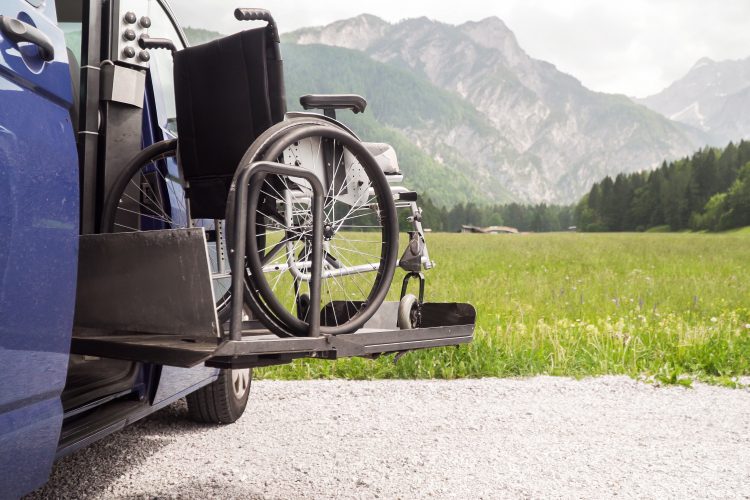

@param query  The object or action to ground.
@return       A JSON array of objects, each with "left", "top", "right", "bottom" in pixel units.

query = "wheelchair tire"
[
  {"left": 100, "top": 139, "right": 234, "bottom": 323},
  {"left": 226, "top": 119, "right": 399, "bottom": 337}
]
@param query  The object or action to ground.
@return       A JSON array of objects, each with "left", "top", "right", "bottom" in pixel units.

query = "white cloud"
[{"left": 169, "top": 0, "right": 750, "bottom": 97}]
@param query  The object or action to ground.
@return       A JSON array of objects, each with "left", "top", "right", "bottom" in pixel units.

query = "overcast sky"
[{"left": 170, "top": 0, "right": 750, "bottom": 98}]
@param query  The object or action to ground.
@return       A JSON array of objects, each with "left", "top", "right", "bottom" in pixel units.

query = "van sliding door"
[{"left": 0, "top": 0, "right": 79, "bottom": 496}]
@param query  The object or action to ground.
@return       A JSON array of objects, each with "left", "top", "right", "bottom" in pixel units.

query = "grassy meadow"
[{"left": 259, "top": 230, "right": 750, "bottom": 384}]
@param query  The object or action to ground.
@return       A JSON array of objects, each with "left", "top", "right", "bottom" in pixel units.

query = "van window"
[
  {"left": 56, "top": 0, "right": 83, "bottom": 61},
  {"left": 56, "top": 1, "right": 83, "bottom": 131},
  {"left": 59, "top": 23, "right": 82, "bottom": 62}
]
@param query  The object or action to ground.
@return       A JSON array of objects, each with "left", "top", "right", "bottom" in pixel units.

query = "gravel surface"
[{"left": 28, "top": 377, "right": 750, "bottom": 499}]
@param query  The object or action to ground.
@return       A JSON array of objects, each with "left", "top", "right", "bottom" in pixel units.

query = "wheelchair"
[{"left": 101, "top": 8, "right": 433, "bottom": 338}]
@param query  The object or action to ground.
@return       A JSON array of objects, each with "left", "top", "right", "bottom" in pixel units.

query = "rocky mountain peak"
[
  {"left": 288, "top": 13, "right": 391, "bottom": 51},
  {"left": 458, "top": 16, "right": 526, "bottom": 68},
  {"left": 460, "top": 16, "right": 514, "bottom": 40},
  {"left": 690, "top": 56, "right": 715, "bottom": 71},
  {"left": 353, "top": 13, "right": 388, "bottom": 24},
  {"left": 639, "top": 56, "right": 750, "bottom": 144}
]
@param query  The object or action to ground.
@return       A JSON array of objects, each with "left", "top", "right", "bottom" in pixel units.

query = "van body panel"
[{"left": 0, "top": 0, "right": 79, "bottom": 496}]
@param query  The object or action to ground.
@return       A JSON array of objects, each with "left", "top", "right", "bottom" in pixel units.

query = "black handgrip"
[
  {"left": 234, "top": 8, "right": 279, "bottom": 42},
  {"left": 300, "top": 94, "right": 368, "bottom": 114},
  {"left": 0, "top": 15, "right": 54, "bottom": 61},
  {"left": 138, "top": 35, "right": 177, "bottom": 53}
]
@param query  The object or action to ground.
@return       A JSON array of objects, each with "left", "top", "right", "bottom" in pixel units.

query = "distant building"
[{"left": 461, "top": 225, "right": 519, "bottom": 234}]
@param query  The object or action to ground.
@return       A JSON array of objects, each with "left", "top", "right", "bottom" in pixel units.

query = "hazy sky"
[{"left": 170, "top": 0, "right": 750, "bottom": 98}]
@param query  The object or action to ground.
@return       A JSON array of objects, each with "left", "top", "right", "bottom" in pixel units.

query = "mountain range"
[
  {"left": 184, "top": 15, "right": 748, "bottom": 206},
  {"left": 638, "top": 56, "right": 750, "bottom": 146}
]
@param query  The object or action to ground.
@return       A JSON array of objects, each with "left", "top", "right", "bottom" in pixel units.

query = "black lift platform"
[{"left": 71, "top": 230, "right": 475, "bottom": 369}]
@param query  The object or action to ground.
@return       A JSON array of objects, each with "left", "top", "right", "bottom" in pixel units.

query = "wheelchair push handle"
[
  {"left": 234, "top": 8, "right": 280, "bottom": 42},
  {"left": 138, "top": 34, "right": 177, "bottom": 53}
]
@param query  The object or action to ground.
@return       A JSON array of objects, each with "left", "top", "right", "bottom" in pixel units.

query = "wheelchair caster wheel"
[{"left": 398, "top": 293, "right": 421, "bottom": 329}]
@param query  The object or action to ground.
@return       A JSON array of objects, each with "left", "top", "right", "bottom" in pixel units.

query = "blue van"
[{"left": 0, "top": 1, "right": 475, "bottom": 497}]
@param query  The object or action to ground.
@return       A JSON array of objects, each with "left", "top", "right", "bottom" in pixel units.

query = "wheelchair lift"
[
  {"left": 71, "top": 224, "right": 475, "bottom": 369},
  {"left": 69, "top": 4, "right": 475, "bottom": 369}
]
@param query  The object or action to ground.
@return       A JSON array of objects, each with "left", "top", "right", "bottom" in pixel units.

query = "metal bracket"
[
  {"left": 399, "top": 231, "right": 425, "bottom": 272},
  {"left": 229, "top": 160, "right": 325, "bottom": 341},
  {"left": 400, "top": 272, "right": 425, "bottom": 303},
  {"left": 100, "top": 64, "right": 146, "bottom": 108},
  {"left": 400, "top": 272, "right": 425, "bottom": 329}
]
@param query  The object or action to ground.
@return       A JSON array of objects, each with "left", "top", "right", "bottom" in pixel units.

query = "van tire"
[{"left": 186, "top": 369, "right": 252, "bottom": 424}]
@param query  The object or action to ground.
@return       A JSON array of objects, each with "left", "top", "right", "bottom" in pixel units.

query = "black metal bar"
[
  {"left": 79, "top": 0, "right": 102, "bottom": 234},
  {"left": 214, "top": 335, "right": 328, "bottom": 356},
  {"left": 360, "top": 335, "right": 472, "bottom": 355},
  {"left": 336, "top": 323, "right": 474, "bottom": 348},
  {"left": 229, "top": 166, "right": 250, "bottom": 341},
  {"left": 229, "top": 161, "right": 326, "bottom": 340}
]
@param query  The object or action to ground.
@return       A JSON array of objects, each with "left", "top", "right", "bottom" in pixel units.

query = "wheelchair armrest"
[{"left": 299, "top": 94, "right": 367, "bottom": 114}]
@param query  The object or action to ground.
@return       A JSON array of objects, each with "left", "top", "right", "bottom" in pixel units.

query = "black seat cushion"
[{"left": 173, "top": 28, "right": 285, "bottom": 219}]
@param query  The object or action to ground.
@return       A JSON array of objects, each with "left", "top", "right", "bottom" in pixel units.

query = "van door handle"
[{"left": 0, "top": 15, "right": 55, "bottom": 61}]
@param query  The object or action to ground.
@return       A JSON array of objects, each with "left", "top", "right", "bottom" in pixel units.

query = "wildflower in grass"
[
  {"left": 745, "top": 324, "right": 750, "bottom": 329},
  {"left": 710, "top": 317, "right": 718, "bottom": 323}
]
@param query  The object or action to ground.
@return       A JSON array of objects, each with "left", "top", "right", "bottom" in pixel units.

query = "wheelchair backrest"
[{"left": 173, "top": 27, "right": 286, "bottom": 219}]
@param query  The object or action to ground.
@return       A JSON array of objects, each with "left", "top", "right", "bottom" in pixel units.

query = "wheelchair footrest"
[{"left": 70, "top": 302, "right": 476, "bottom": 369}]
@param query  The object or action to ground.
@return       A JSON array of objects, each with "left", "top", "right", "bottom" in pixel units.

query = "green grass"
[{"left": 258, "top": 232, "right": 750, "bottom": 383}]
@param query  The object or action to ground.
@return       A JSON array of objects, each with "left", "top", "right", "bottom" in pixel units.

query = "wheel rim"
[
  {"left": 246, "top": 125, "right": 399, "bottom": 336},
  {"left": 231, "top": 368, "right": 250, "bottom": 397},
  {"left": 105, "top": 145, "right": 232, "bottom": 318}
]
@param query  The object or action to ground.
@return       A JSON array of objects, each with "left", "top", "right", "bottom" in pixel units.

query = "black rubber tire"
[
  {"left": 398, "top": 294, "right": 419, "bottom": 329},
  {"left": 186, "top": 368, "right": 252, "bottom": 424}
]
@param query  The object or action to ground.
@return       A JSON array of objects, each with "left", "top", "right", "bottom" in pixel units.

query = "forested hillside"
[
  {"left": 575, "top": 141, "right": 750, "bottom": 232},
  {"left": 426, "top": 140, "right": 750, "bottom": 233}
]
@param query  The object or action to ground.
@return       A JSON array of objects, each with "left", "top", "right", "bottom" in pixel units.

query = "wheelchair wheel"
[
  {"left": 232, "top": 122, "right": 399, "bottom": 336},
  {"left": 100, "top": 139, "right": 233, "bottom": 322},
  {"left": 226, "top": 116, "right": 357, "bottom": 336}
]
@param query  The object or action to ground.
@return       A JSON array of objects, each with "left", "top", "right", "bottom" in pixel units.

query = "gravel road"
[{"left": 28, "top": 377, "right": 750, "bottom": 499}]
